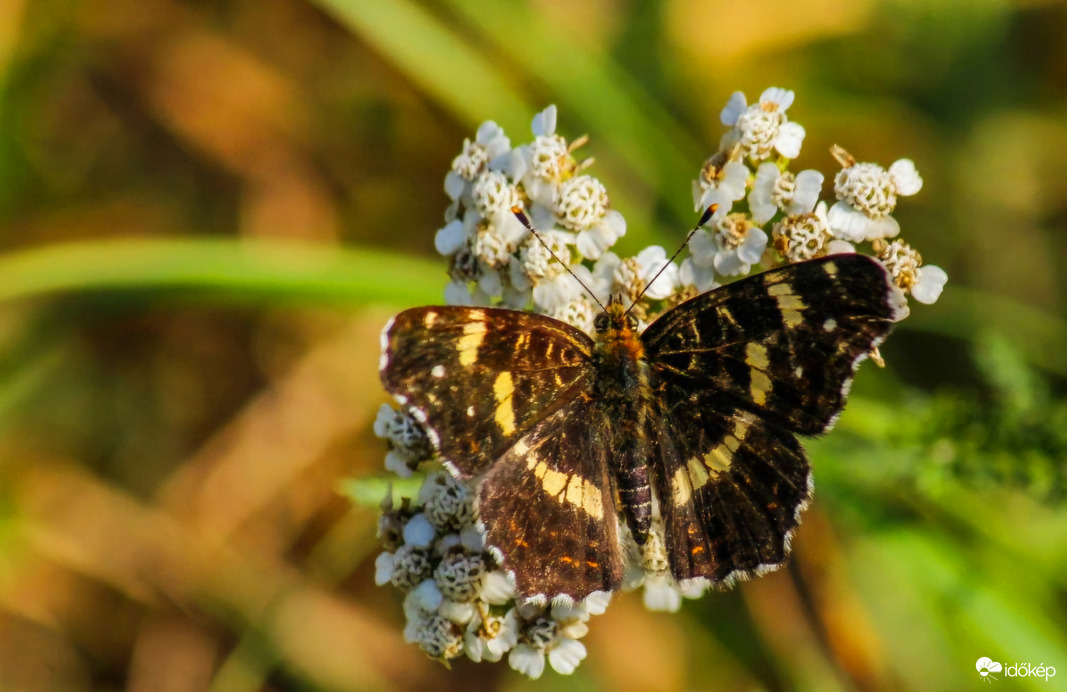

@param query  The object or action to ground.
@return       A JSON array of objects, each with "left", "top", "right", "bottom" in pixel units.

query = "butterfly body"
[
  {"left": 590, "top": 301, "right": 655, "bottom": 548},
  {"left": 380, "top": 255, "right": 899, "bottom": 603}
]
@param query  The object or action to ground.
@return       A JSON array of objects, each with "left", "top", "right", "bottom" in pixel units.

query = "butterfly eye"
[
  {"left": 625, "top": 314, "right": 638, "bottom": 330},
  {"left": 593, "top": 313, "right": 610, "bottom": 332}
]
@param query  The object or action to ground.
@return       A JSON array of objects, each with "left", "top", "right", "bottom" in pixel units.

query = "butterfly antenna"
[
  {"left": 511, "top": 206, "right": 606, "bottom": 312},
  {"left": 626, "top": 203, "right": 718, "bottom": 314}
]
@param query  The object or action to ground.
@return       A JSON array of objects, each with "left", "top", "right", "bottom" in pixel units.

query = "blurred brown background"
[{"left": 0, "top": 0, "right": 1066, "bottom": 690}]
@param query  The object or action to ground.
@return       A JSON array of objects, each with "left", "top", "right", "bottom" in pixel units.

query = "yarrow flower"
[
  {"left": 719, "top": 87, "right": 806, "bottom": 162},
  {"left": 370, "top": 92, "right": 946, "bottom": 678},
  {"left": 827, "top": 145, "right": 923, "bottom": 243}
]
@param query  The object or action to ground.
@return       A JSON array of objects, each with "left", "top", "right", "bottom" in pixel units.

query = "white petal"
[
  {"left": 692, "top": 179, "right": 704, "bottom": 210},
  {"left": 374, "top": 552, "right": 395, "bottom": 585},
  {"left": 679, "top": 257, "right": 717, "bottom": 292},
  {"left": 759, "top": 86, "right": 795, "bottom": 112},
  {"left": 865, "top": 214, "right": 901, "bottom": 240},
  {"left": 495, "top": 211, "right": 528, "bottom": 246},
  {"left": 888, "top": 284, "right": 910, "bottom": 321},
  {"left": 384, "top": 450, "right": 413, "bottom": 478},
  {"left": 484, "top": 135, "right": 511, "bottom": 162},
  {"left": 774, "top": 121, "right": 806, "bottom": 159},
  {"left": 641, "top": 263, "right": 677, "bottom": 300},
  {"left": 720, "top": 90, "right": 747, "bottom": 126},
  {"left": 825, "top": 239, "right": 855, "bottom": 255},
  {"left": 548, "top": 638, "right": 587, "bottom": 675},
  {"left": 533, "top": 274, "right": 582, "bottom": 311},
  {"left": 582, "top": 590, "right": 612, "bottom": 615},
  {"left": 403, "top": 617, "right": 422, "bottom": 644},
  {"left": 827, "top": 202, "right": 873, "bottom": 243},
  {"left": 373, "top": 403, "right": 396, "bottom": 438},
  {"left": 524, "top": 176, "right": 557, "bottom": 208},
  {"left": 698, "top": 188, "right": 736, "bottom": 218},
  {"left": 481, "top": 570, "right": 516, "bottom": 604},
  {"left": 737, "top": 229, "right": 768, "bottom": 264},
  {"left": 688, "top": 229, "right": 718, "bottom": 266},
  {"left": 444, "top": 171, "right": 466, "bottom": 201},
  {"left": 532, "top": 105, "right": 557, "bottom": 137},
  {"left": 636, "top": 246, "right": 677, "bottom": 300},
  {"left": 749, "top": 162, "right": 780, "bottom": 224},
  {"left": 478, "top": 270, "right": 503, "bottom": 298},
  {"left": 459, "top": 525, "right": 485, "bottom": 551},
  {"left": 635, "top": 244, "right": 668, "bottom": 268},
  {"left": 439, "top": 600, "right": 476, "bottom": 624},
  {"left": 600, "top": 209, "right": 627, "bottom": 242},
  {"left": 433, "top": 217, "right": 467, "bottom": 254},
  {"left": 889, "top": 158, "right": 923, "bottom": 196},
  {"left": 444, "top": 279, "right": 474, "bottom": 306},
  {"left": 788, "top": 169, "right": 824, "bottom": 215},
  {"left": 509, "top": 644, "right": 546, "bottom": 679},
  {"left": 713, "top": 249, "right": 747, "bottom": 276},
  {"left": 409, "top": 579, "right": 444, "bottom": 612},
  {"left": 500, "top": 147, "right": 528, "bottom": 180},
  {"left": 720, "top": 161, "right": 750, "bottom": 201},
  {"left": 403, "top": 514, "right": 436, "bottom": 548},
  {"left": 642, "top": 579, "right": 683, "bottom": 612},
  {"left": 464, "top": 632, "right": 487, "bottom": 662},
  {"left": 433, "top": 533, "right": 461, "bottom": 554},
  {"left": 476, "top": 120, "right": 503, "bottom": 145},
  {"left": 676, "top": 577, "right": 709, "bottom": 598},
  {"left": 912, "top": 265, "right": 947, "bottom": 304},
  {"left": 591, "top": 251, "right": 621, "bottom": 283},
  {"left": 576, "top": 228, "right": 611, "bottom": 260}
]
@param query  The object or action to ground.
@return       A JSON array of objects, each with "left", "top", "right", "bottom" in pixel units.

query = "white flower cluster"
[
  {"left": 374, "top": 90, "right": 947, "bottom": 677},
  {"left": 370, "top": 456, "right": 610, "bottom": 677},
  {"left": 434, "top": 106, "right": 687, "bottom": 331}
]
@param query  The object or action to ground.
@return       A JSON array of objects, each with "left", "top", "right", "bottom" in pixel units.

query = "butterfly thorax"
[{"left": 590, "top": 301, "right": 654, "bottom": 545}]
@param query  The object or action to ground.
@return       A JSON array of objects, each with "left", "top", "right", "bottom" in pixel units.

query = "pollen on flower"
[
  {"left": 878, "top": 239, "right": 922, "bottom": 291},
  {"left": 555, "top": 175, "right": 609, "bottom": 231},
  {"left": 434, "top": 549, "right": 487, "bottom": 602},
  {"left": 422, "top": 473, "right": 474, "bottom": 531},
  {"left": 389, "top": 545, "right": 433, "bottom": 591},
  {"left": 773, "top": 202, "right": 834, "bottom": 263},
  {"left": 471, "top": 170, "right": 521, "bottom": 219}
]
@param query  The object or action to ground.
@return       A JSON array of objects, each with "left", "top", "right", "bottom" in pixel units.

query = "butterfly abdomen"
[{"left": 592, "top": 305, "right": 655, "bottom": 546}]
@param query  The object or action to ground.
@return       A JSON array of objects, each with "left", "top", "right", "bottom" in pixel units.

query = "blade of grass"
[{"left": 0, "top": 238, "right": 443, "bottom": 307}]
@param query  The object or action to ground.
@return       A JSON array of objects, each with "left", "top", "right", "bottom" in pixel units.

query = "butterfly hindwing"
[
  {"left": 651, "top": 399, "right": 811, "bottom": 585},
  {"left": 477, "top": 396, "right": 624, "bottom": 601},
  {"left": 642, "top": 254, "right": 899, "bottom": 434},
  {"left": 380, "top": 306, "right": 594, "bottom": 478}
]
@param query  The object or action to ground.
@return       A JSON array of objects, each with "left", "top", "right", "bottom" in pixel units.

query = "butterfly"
[{"left": 379, "top": 253, "right": 898, "bottom": 603}]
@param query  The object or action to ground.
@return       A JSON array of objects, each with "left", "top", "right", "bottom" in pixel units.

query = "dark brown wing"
[
  {"left": 642, "top": 255, "right": 898, "bottom": 585},
  {"left": 650, "top": 401, "right": 811, "bottom": 586},
  {"left": 380, "top": 306, "right": 593, "bottom": 478},
  {"left": 642, "top": 254, "right": 900, "bottom": 435},
  {"left": 381, "top": 306, "right": 622, "bottom": 600},
  {"left": 477, "top": 395, "right": 624, "bottom": 602}
]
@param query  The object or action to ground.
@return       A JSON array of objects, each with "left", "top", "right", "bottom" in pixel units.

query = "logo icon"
[{"left": 977, "top": 657, "right": 1003, "bottom": 683}]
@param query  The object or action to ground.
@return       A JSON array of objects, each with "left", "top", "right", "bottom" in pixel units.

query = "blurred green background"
[{"left": 0, "top": 0, "right": 1065, "bottom": 690}]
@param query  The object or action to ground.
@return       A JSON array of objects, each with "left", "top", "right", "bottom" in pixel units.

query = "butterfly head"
[{"left": 593, "top": 299, "right": 639, "bottom": 337}]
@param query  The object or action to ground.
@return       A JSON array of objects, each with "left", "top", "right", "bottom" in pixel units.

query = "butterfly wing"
[
  {"left": 381, "top": 306, "right": 623, "bottom": 599},
  {"left": 477, "top": 394, "right": 624, "bottom": 601},
  {"left": 642, "top": 255, "right": 899, "bottom": 584},
  {"left": 380, "top": 306, "right": 593, "bottom": 479}
]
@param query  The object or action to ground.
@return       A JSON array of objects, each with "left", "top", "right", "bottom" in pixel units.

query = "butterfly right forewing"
[{"left": 642, "top": 255, "right": 898, "bottom": 586}]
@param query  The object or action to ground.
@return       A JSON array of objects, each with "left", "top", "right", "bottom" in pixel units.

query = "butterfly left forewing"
[{"left": 380, "top": 306, "right": 593, "bottom": 479}]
